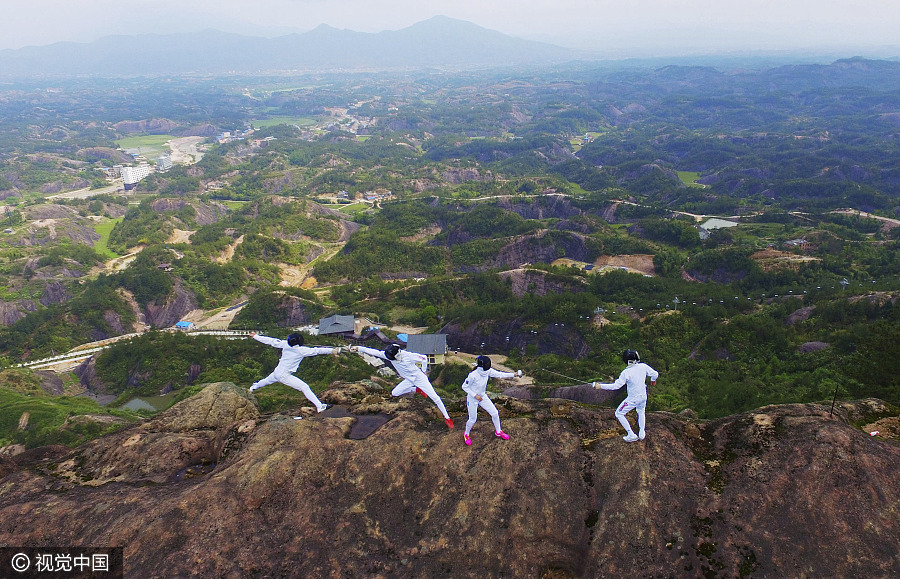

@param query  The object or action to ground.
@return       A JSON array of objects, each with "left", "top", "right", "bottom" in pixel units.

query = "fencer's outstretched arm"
[
  {"left": 251, "top": 333, "right": 287, "bottom": 348},
  {"left": 355, "top": 345, "right": 388, "bottom": 360},
  {"left": 249, "top": 332, "right": 336, "bottom": 355},
  {"left": 593, "top": 377, "right": 626, "bottom": 390},
  {"left": 307, "top": 346, "right": 340, "bottom": 356}
]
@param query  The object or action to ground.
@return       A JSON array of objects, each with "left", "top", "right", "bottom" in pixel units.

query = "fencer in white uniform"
[
  {"left": 460, "top": 355, "right": 518, "bottom": 445},
  {"left": 594, "top": 349, "right": 659, "bottom": 442},
  {"left": 353, "top": 344, "right": 454, "bottom": 429},
  {"left": 249, "top": 332, "right": 335, "bottom": 413}
]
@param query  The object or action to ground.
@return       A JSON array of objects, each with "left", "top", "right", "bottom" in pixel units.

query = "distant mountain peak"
[
  {"left": 307, "top": 23, "right": 342, "bottom": 34},
  {"left": 0, "top": 18, "right": 580, "bottom": 78}
]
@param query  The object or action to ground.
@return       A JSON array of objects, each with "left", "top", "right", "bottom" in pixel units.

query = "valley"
[
  {"left": 0, "top": 56, "right": 899, "bottom": 454},
  {"left": 0, "top": 29, "right": 900, "bottom": 579}
]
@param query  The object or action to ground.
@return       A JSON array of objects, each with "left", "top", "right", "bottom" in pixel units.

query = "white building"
[
  {"left": 121, "top": 163, "right": 152, "bottom": 190},
  {"left": 156, "top": 155, "right": 173, "bottom": 172}
]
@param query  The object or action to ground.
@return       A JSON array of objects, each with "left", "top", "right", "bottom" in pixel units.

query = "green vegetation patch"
[
  {"left": 338, "top": 203, "right": 369, "bottom": 213},
  {"left": 91, "top": 217, "right": 122, "bottom": 259},
  {"left": 0, "top": 371, "right": 136, "bottom": 448},
  {"left": 251, "top": 116, "right": 317, "bottom": 129},
  {"left": 677, "top": 171, "right": 705, "bottom": 187},
  {"left": 115, "top": 135, "right": 175, "bottom": 157}
]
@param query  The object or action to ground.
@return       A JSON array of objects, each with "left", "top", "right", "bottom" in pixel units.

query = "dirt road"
[{"left": 47, "top": 179, "right": 126, "bottom": 200}]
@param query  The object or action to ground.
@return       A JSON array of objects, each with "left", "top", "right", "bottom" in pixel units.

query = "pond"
[{"left": 119, "top": 392, "right": 178, "bottom": 412}]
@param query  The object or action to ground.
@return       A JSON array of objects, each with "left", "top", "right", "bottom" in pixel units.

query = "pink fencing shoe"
[
  {"left": 445, "top": 417, "right": 455, "bottom": 430},
  {"left": 495, "top": 431, "right": 510, "bottom": 440},
  {"left": 464, "top": 434, "right": 472, "bottom": 446}
]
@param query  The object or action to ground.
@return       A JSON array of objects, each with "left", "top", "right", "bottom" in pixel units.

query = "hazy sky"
[{"left": 3, "top": 0, "right": 899, "bottom": 56}]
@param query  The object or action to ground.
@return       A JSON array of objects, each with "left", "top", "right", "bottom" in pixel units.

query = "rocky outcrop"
[
  {"left": 39, "top": 281, "right": 71, "bottom": 306},
  {"left": 548, "top": 383, "right": 618, "bottom": 405},
  {"left": 0, "top": 299, "right": 36, "bottom": 326},
  {"left": 39, "top": 178, "right": 90, "bottom": 194},
  {"left": 180, "top": 123, "right": 218, "bottom": 138},
  {"left": 34, "top": 370, "right": 64, "bottom": 395},
  {"left": 16, "top": 208, "right": 101, "bottom": 249},
  {"left": 74, "top": 355, "right": 108, "bottom": 393},
  {"left": 101, "top": 201, "right": 128, "bottom": 219},
  {"left": 488, "top": 230, "right": 592, "bottom": 271},
  {"left": 507, "top": 384, "right": 621, "bottom": 406},
  {"left": 149, "top": 199, "right": 227, "bottom": 226},
  {"left": 498, "top": 268, "right": 587, "bottom": 297},
  {"left": 275, "top": 295, "right": 314, "bottom": 327},
  {"left": 76, "top": 147, "right": 133, "bottom": 164},
  {"left": 441, "top": 317, "right": 592, "bottom": 359},
  {"left": 440, "top": 168, "right": 489, "bottom": 184},
  {"left": 798, "top": 341, "right": 830, "bottom": 353},
  {"left": 100, "top": 310, "right": 130, "bottom": 337},
  {"left": 0, "top": 384, "right": 897, "bottom": 578},
  {"left": 0, "top": 445, "right": 69, "bottom": 480},
  {"left": 192, "top": 201, "right": 228, "bottom": 226},
  {"left": 554, "top": 219, "right": 595, "bottom": 234},
  {"left": 22, "top": 204, "right": 80, "bottom": 220},
  {"left": 114, "top": 119, "right": 180, "bottom": 135},
  {"left": 0, "top": 189, "right": 22, "bottom": 202},
  {"left": 498, "top": 196, "right": 583, "bottom": 221},
  {"left": 786, "top": 305, "right": 815, "bottom": 325},
  {"left": 144, "top": 279, "right": 198, "bottom": 329}
]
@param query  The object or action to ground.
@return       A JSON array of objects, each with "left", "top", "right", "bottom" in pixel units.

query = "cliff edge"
[{"left": 0, "top": 382, "right": 898, "bottom": 578}]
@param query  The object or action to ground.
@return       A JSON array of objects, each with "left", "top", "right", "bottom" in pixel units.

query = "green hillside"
[{"left": 2, "top": 60, "right": 900, "bottom": 446}]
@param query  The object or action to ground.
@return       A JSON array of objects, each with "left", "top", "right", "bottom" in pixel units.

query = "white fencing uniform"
[
  {"left": 596, "top": 361, "right": 659, "bottom": 439},
  {"left": 461, "top": 367, "right": 513, "bottom": 435},
  {"left": 357, "top": 346, "right": 450, "bottom": 420},
  {"left": 250, "top": 334, "right": 336, "bottom": 412}
]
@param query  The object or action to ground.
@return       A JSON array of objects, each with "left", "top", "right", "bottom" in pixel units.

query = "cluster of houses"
[
  {"left": 315, "top": 314, "right": 448, "bottom": 364},
  {"left": 216, "top": 128, "right": 257, "bottom": 144},
  {"left": 101, "top": 154, "right": 173, "bottom": 190},
  {"left": 328, "top": 190, "right": 393, "bottom": 203},
  {"left": 173, "top": 314, "right": 449, "bottom": 365}
]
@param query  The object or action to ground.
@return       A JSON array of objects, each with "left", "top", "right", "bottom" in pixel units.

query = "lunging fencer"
[
  {"left": 248, "top": 331, "right": 336, "bottom": 416},
  {"left": 593, "top": 349, "right": 659, "bottom": 442},
  {"left": 351, "top": 343, "right": 455, "bottom": 429},
  {"left": 460, "top": 355, "right": 521, "bottom": 446}
]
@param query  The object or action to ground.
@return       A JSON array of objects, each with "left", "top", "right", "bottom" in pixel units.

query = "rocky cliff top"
[{"left": 0, "top": 382, "right": 898, "bottom": 578}]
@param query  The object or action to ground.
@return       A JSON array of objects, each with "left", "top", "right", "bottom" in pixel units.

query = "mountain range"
[{"left": 0, "top": 16, "right": 584, "bottom": 78}]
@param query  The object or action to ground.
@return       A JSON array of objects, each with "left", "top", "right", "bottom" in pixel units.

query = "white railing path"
[{"left": 15, "top": 329, "right": 255, "bottom": 370}]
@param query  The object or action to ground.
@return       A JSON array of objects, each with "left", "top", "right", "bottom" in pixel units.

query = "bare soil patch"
[
  {"left": 168, "top": 229, "right": 194, "bottom": 244},
  {"left": 279, "top": 265, "right": 305, "bottom": 287},
  {"left": 216, "top": 234, "right": 244, "bottom": 264},
  {"left": 751, "top": 249, "right": 821, "bottom": 272},
  {"left": 595, "top": 254, "right": 656, "bottom": 275},
  {"left": 166, "top": 136, "right": 206, "bottom": 165},
  {"left": 400, "top": 226, "right": 442, "bottom": 243}
]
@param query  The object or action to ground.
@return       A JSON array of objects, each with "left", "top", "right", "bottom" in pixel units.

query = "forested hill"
[
  {"left": 2, "top": 55, "right": 900, "bottom": 577},
  {"left": 2, "top": 57, "right": 900, "bottom": 439}
]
